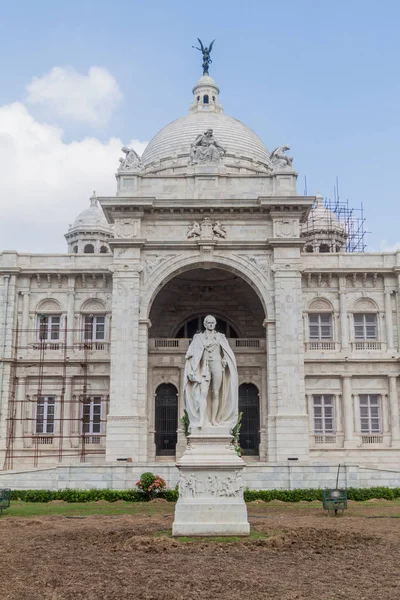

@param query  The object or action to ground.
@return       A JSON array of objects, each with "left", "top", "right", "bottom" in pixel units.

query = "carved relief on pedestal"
[
  {"left": 186, "top": 217, "right": 227, "bottom": 240},
  {"left": 114, "top": 219, "right": 140, "bottom": 239},
  {"left": 178, "top": 470, "right": 244, "bottom": 498}
]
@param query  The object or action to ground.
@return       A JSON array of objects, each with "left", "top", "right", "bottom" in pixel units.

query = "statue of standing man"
[{"left": 184, "top": 315, "right": 238, "bottom": 430}]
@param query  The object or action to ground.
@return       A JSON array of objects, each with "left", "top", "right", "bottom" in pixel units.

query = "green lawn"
[{"left": 1, "top": 500, "right": 175, "bottom": 518}]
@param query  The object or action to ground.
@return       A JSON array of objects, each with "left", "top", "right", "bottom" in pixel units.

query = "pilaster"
[
  {"left": 343, "top": 376, "right": 355, "bottom": 448},
  {"left": 389, "top": 376, "right": 400, "bottom": 447}
]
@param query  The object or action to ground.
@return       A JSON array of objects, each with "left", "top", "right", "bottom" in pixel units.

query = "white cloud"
[
  {"left": 380, "top": 240, "right": 400, "bottom": 252},
  {"left": 25, "top": 66, "right": 123, "bottom": 125},
  {"left": 0, "top": 101, "right": 147, "bottom": 252}
]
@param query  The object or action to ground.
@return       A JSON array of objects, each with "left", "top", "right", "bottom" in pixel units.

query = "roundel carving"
[
  {"left": 80, "top": 298, "right": 106, "bottom": 312},
  {"left": 353, "top": 298, "right": 378, "bottom": 312}
]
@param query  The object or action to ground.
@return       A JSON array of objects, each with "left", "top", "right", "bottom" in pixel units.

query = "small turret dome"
[
  {"left": 302, "top": 194, "right": 347, "bottom": 253},
  {"left": 65, "top": 192, "right": 113, "bottom": 254}
]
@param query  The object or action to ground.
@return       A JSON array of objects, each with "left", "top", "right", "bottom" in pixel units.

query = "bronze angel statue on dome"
[{"left": 193, "top": 38, "right": 215, "bottom": 75}]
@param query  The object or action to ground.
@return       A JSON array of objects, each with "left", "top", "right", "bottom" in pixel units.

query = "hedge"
[{"left": 7, "top": 486, "right": 400, "bottom": 503}]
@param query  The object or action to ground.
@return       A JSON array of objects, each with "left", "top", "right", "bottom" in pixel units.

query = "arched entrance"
[
  {"left": 239, "top": 383, "right": 260, "bottom": 456},
  {"left": 147, "top": 266, "right": 267, "bottom": 460},
  {"left": 154, "top": 383, "right": 178, "bottom": 456}
]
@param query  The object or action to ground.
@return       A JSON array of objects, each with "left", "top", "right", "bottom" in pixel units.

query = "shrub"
[{"left": 136, "top": 472, "right": 166, "bottom": 499}]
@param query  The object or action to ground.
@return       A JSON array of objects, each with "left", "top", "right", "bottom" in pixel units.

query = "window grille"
[
  {"left": 37, "top": 315, "right": 61, "bottom": 341},
  {"left": 238, "top": 384, "right": 260, "bottom": 456},
  {"left": 83, "top": 315, "right": 106, "bottom": 341},
  {"left": 313, "top": 395, "right": 335, "bottom": 434},
  {"left": 82, "top": 397, "right": 102, "bottom": 434},
  {"left": 309, "top": 314, "right": 332, "bottom": 340},
  {"left": 35, "top": 396, "right": 55, "bottom": 434},
  {"left": 155, "top": 384, "right": 178, "bottom": 456},
  {"left": 359, "top": 394, "right": 381, "bottom": 434},
  {"left": 354, "top": 313, "right": 377, "bottom": 340}
]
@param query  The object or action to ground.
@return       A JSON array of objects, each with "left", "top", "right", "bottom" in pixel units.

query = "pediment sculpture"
[
  {"left": 189, "top": 129, "right": 226, "bottom": 165},
  {"left": 118, "top": 145, "right": 142, "bottom": 172},
  {"left": 187, "top": 217, "right": 227, "bottom": 240},
  {"left": 270, "top": 145, "right": 293, "bottom": 169}
]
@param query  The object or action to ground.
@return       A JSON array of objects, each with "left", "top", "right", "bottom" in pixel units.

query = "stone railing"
[
  {"left": 351, "top": 341, "right": 382, "bottom": 351},
  {"left": 361, "top": 434, "right": 383, "bottom": 444},
  {"left": 150, "top": 338, "right": 266, "bottom": 352},
  {"left": 305, "top": 341, "right": 339, "bottom": 352},
  {"left": 313, "top": 434, "right": 336, "bottom": 445}
]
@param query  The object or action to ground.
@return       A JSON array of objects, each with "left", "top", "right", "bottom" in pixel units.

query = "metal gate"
[
  {"left": 155, "top": 383, "right": 178, "bottom": 456},
  {"left": 239, "top": 383, "right": 260, "bottom": 456}
]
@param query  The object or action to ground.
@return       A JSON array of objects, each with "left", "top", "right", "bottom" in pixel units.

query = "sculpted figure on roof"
[
  {"left": 270, "top": 145, "right": 293, "bottom": 169},
  {"left": 189, "top": 129, "right": 226, "bottom": 165},
  {"left": 118, "top": 146, "right": 142, "bottom": 172}
]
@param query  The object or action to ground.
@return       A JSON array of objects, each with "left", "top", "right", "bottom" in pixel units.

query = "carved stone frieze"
[
  {"left": 178, "top": 470, "right": 244, "bottom": 498},
  {"left": 144, "top": 254, "right": 177, "bottom": 276}
]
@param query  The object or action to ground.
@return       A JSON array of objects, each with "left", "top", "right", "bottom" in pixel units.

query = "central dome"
[
  {"left": 140, "top": 74, "right": 271, "bottom": 173},
  {"left": 141, "top": 111, "right": 271, "bottom": 168}
]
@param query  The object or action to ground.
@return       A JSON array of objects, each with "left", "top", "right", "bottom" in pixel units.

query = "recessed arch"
[
  {"left": 149, "top": 267, "right": 266, "bottom": 338},
  {"left": 141, "top": 254, "right": 273, "bottom": 322}
]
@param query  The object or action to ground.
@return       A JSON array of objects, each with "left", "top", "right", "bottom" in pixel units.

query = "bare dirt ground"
[{"left": 1, "top": 500, "right": 400, "bottom": 600}]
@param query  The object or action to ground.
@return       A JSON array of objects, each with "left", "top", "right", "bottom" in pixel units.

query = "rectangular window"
[
  {"left": 313, "top": 395, "right": 335, "bottom": 433},
  {"left": 35, "top": 396, "right": 55, "bottom": 434},
  {"left": 83, "top": 315, "right": 106, "bottom": 341},
  {"left": 82, "top": 397, "right": 102, "bottom": 434},
  {"left": 354, "top": 313, "right": 377, "bottom": 340},
  {"left": 37, "top": 315, "right": 60, "bottom": 341},
  {"left": 309, "top": 314, "right": 332, "bottom": 340},
  {"left": 359, "top": 394, "right": 381, "bottom": 433}
]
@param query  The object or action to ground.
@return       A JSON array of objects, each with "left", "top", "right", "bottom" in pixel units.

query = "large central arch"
[{"left": 140, "top": 253, "right": 274, "bottom": 322}]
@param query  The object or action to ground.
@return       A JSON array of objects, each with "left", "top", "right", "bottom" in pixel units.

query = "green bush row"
[
  {"left": 9, "top": 488, "right": 179, "bottom": 503},
  {"left": 8, "top": 486, "right": 400, "bottom": 503}
]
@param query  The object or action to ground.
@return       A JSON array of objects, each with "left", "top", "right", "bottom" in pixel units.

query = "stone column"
[
  {"left": 106, "top": 264, "right": 144, "bottom": 462},
  {"left": 258, "top": 365, "right": 268, "bottom": 460},
  {"left": 176, "top": 366, "right": 188, "bottom": 459},
  {"left": 66, "top": 277, "right": 75, "bottom": 348},
  {"left": 306, "top": 394, "right": 314, "bottom": 440},
  {"left": 339, "top": 277, "right": 349, "bottom": 350},
  {"left": 389, "top": 376, "right": 400, "bottom": 446},
  {"left": 21, "top": 291, "right": 30, "bottom": 348},
  {"left": 384, "top": 288, "right": 394, "bottom": 351},
  {"left": 342, "top": 376, "right": 355, "bottom": 447},
  {"left": 272, "top": 262, "right": 309, "bottom": 461},
  {"left": 265, "top": 320, "right": 278, "bottom": 462},
  {"left": 396, "top": 274, "right": 400, "bottom": 352},
  {"left": 335, "top": 393, "right": 344, "bottom": 447}
]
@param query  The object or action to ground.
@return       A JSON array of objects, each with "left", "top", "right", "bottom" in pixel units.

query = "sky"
[{"left": 0, "top": 0, "right": 399, "bottom": 253}]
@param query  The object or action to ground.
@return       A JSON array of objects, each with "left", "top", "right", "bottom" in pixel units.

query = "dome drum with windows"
[{"left": 65, "top": 192, "right": 113, "bottom": 254}]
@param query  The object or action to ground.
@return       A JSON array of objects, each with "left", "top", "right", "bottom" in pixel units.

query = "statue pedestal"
[{"left": 172, "top": 426, "right": 250, "bottom": 537}]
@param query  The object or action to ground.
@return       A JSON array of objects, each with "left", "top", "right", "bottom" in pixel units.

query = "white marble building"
[{"left": 1, "top": 72, "right": 400, "bottom": 490}]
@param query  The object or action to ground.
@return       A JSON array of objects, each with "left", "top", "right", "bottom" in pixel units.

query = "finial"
[
  {"left": 90, "top": 191, "right": 97, "bottom": 206},
  {"left": 192, "top": 38, "right": 215, "bottom": 75}
]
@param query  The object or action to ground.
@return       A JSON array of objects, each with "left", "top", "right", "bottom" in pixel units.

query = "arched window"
[
  {"left": 176, "top": 316, "right": 238, "bottom": 338},
  {"left": 319, "top": 244, "right": 330, "bottom": 253},
  {"left": 100, "top": 245, "right": 108, "bottom": 253},
  {"left": 305, "top": 245, "right": 313, "bottom": 253},
  {"left": 155, "top": 384, "right": 178, "bottom": 456},
  {"left": 238, "top": 383, "right": 260, "bottom": 456},
  {"left": 73, "top": 246, "right": 78, "bottom": 254},
  {"left": 84, "top": 244, "right": 95, "bottom": 254},
  {"left": 203, "top": 94, "right": 209, "bottom": 104}
]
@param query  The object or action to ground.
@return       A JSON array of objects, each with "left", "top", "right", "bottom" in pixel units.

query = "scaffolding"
[
  {"left": 303, "top": 177, "right": 369, "bottom": 253},
  {"left": 3, "top": 317, "right": 110, "bottom": 471}
]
